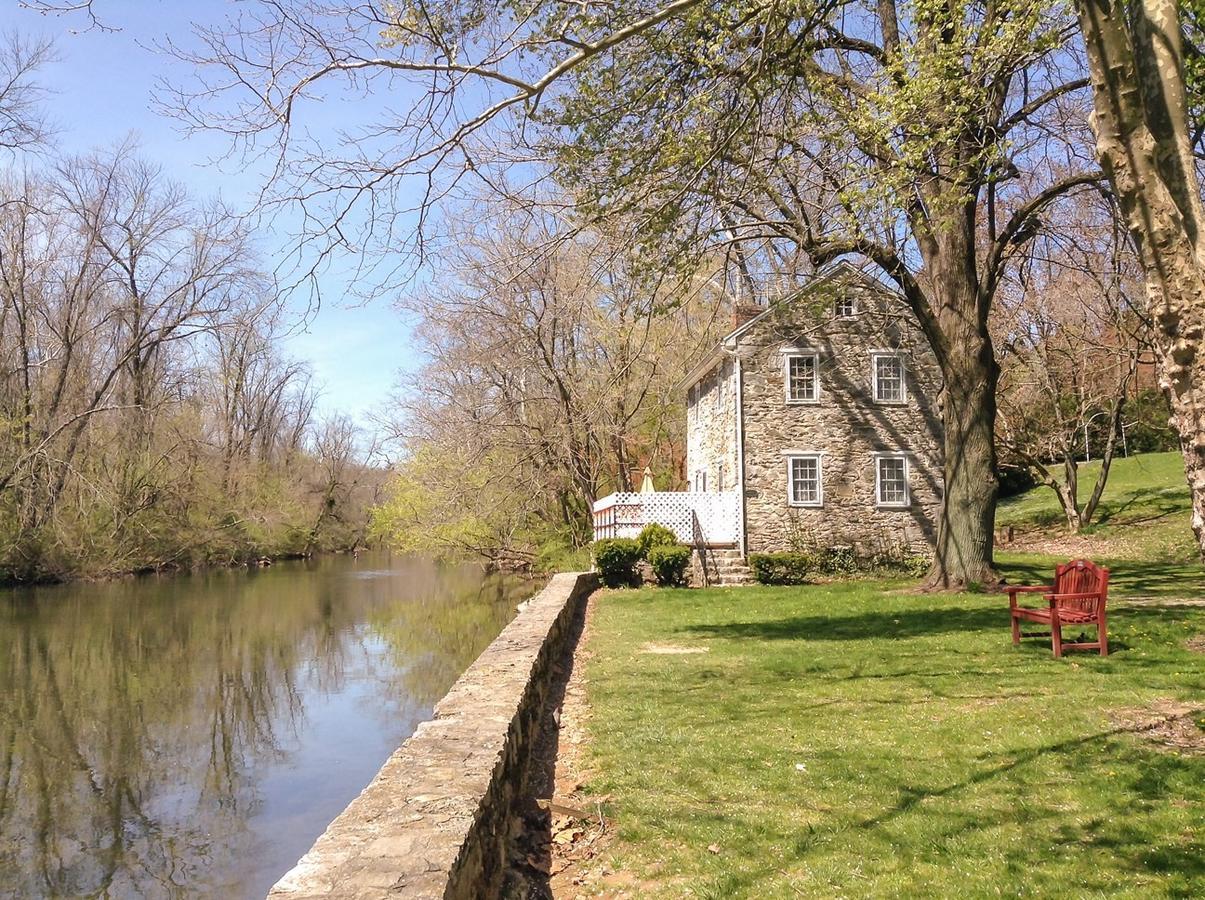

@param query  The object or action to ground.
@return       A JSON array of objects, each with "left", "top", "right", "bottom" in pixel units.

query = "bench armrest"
[{"left": 1005, "top": 585, "right": 1052, "bottom": 608}]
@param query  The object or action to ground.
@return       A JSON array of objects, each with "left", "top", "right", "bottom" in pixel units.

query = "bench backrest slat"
[{"left": 1053, "top": 558, "right": 1109, "bottom": 614}]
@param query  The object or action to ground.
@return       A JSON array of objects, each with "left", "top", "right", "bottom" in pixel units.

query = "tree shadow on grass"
[
  {"left": 998, "top": 557, "right": 1205, "bottom": 600},
  {"left": 1094, "top": 485, "right": 1191, "bottom": 526},
  {"left": 679, "top": 604, "right": 1005, "bottom": 642},
  {"left": 844, "top": 726, "right": 1205, "bottom": 888},
  {"left": 674, "top": 601, "right": 1201, "bottom": 669}
]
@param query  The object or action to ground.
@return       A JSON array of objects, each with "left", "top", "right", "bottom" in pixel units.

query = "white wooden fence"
[{"left": 592, "top": 491, "right": 740, "bottom": 546}]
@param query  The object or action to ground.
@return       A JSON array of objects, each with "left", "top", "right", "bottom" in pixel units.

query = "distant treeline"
[{"left": 0, "top": 146, "right": 380, "bottom": 582}]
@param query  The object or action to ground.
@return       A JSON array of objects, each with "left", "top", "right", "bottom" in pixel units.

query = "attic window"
[{"left": 834, "top": 295, "right": 857, "bottom": 317}]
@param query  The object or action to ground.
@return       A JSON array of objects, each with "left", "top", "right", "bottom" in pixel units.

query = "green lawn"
[
  {"left": 993, "top": 451, "right": 1205, "bottom": 599},
  {"left": 582, "top": 582, "right": 1205, "bottom": 898},
  {"left": 998, "top": 451, "right": 1196, "bottom": 564},
  {"left": 995, "top": 552, "right": 1205, "bottom": 601}
]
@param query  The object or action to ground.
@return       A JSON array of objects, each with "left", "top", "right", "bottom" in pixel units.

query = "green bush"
[
  {"left": 865, "top": 543, "right": 932, "bottom": 579},
  {"left": 637, "top": 522, "right": 678, "bottom": 558},
  {"left": 755, "top": 540, "right": 929, "bottom": 584},
  {"left": 1126, "top": 388, "right": 1179, "bottom": 453},
  {"left": 647, "top": 544, "right": 691, "bottom": 586},
  {"left": 750, "top": 551, "right": 813, "bottom": 585},
  {"left": 816, "top": 545, "right": 857, "bottom": 575},
  {"left": 903, "top": 553, "right": 932, "bottom": 578},
  {"left": 997, "top": 464, "right": 1038, "bottom": 499},
  {"left": 592, "top": 538, "right": 643, "bottom": 587},
  {"left": 533, "top": 524, "right": 593, "bottom": 573}
]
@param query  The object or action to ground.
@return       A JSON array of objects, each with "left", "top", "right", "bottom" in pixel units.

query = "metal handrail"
[{"left": 690, "top": 509, "right": 712, "bottom": 587}]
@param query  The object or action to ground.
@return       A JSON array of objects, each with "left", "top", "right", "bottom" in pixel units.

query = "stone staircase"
[{"left": 692, "top": 548, "right": 754, "bottom": 586}]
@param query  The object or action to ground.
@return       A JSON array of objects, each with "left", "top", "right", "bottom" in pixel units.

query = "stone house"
[{"left": 681, "top": 262, "right": 943, "bottom": 559}]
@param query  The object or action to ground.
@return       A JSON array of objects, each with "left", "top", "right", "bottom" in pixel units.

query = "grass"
[
  {"left": 997, "top": 451, "right": 1196, "bottom": 564},
  {"left": 993, "top": 450, "right": 1205, "bottom": 599},
  {"left": 995, "top": 552, "right": 1205, "bottom": 601},
  {"left": 581, "top": 581, "right": 1205, "bottom": 898}
]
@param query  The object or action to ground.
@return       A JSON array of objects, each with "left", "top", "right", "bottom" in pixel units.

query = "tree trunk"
[
  {"left": 1077, "top": 0, "right": 1205, "bottom": 557},
  {"left": 926, "top": 320, "right": 1001, "bottom": 588},
  {"left": 916, "top": 212, "right": 1002, "bottom": 589},
  {"left": 1082, "top": 384, "right": 1129, "bottom": 526},
  {"left": 1063, "top": 456, "right": 1083, "bottom": 532}
]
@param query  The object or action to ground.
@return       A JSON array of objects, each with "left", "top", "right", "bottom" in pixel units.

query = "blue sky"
[{"left": 5, "top": 0, "right": 419, "bottom": 427}]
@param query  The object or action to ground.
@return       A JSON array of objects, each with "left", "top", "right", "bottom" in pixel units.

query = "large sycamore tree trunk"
[{"left": 1076, "top": 0, "right": 1205, "bottom": 556}]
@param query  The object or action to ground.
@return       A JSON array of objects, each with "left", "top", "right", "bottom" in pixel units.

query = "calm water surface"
[{"left": 0, "top": 552, "right": 533, "bottom": 898}]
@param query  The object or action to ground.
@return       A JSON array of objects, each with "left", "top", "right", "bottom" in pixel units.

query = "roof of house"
[{"left": 678, "top": 261, "right": 900, "bottom": 393}]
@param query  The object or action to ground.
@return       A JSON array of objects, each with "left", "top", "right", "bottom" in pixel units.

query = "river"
[{"left": 0, "top": 552, "right": 534, "bottom": 898}]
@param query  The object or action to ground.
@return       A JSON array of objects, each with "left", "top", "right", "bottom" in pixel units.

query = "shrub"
[
  {"left": 903, "top": 552, "right": 932, "bottom": 578},
  {"left": 636, "top": 522, "right": 678, "bottom": 558},
  {"left": 997, "top": 464, "right": 1038, "bottom": 499},
  {"left": 533, "top": 524, "right": 593, "bottom": 573},
  {"left": 865, "top": 543, "right": 932, "bottom": 579},
  {"left": 592, "top": 538, "right": 642, "bottom": 587},
  {"left": 816, "top": 545, "right": 857, "bottom": 575},
  {"left": 647, "top": 544, "right": 691, "bottom": 586},
  {"left": 750, "top": 551, "right": 813, "bottom": 585},
  {"left": 1126, "top": 388, "right": 1179, "bottom": 453}
]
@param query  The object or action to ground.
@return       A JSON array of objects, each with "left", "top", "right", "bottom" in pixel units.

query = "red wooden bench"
[{"left": 1005, "top": 559, "right": 1110, "bottom": 658}]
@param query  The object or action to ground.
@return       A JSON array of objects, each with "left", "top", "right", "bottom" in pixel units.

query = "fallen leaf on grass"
[
  {"left": 537, "top": 798, "right": 590, "bottom": 818},
  {"left": 553, "top": 827, "right": 585, "bottom": 846},
  {"left": 707, "top": 844, "right": 721, "bottom": 854}
]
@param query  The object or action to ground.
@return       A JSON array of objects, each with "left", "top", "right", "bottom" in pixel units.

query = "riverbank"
[
  {"left": 561, "top": 578, "right": 1205, "bottom": 897},
  {"left": 268, "top": 571, "right": 596, "bottom": 899},
  {"left": 0, "top": 542, "right": 373, "bottom": 588}
]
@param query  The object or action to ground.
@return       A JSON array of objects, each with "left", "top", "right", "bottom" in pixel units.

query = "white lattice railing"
[{"left": 592, "top": 491, "right": 740, "bottom": 546}]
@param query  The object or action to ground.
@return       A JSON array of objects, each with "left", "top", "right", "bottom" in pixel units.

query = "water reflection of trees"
[{"left": 0, "top": 555, "right": 528, "bottom": 897}]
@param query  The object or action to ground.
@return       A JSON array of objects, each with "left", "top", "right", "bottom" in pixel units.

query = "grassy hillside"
[
  {"left": 995, "top": 451, "right": 1205, "bottom": 598},
  {"left": 998, "top": 451, "right": 1187, "bottom": 528}
]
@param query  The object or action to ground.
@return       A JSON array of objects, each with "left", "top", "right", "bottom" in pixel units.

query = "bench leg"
[
  {"left": 1011, "top": 613, "right": 1020, "bottom": 646},
  {"left": 1099, "top": 615, "right": 1108, "bottom": 657},
  {"left": 1051, "top": 619, "right": 1063, "bottom": 658}
]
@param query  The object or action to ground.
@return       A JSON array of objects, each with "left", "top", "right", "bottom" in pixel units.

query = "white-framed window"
[
  {"left": 784, "top": 353, "right": 820, "bottom": 404},
  {"left": 871, "top": 352, "right": 907, "bottom": 404},
  {"left": 834, "top": 295, "right": 857, "bottom": 317},
  {"left": 875, "top": 454, "right": 911, "bottom": 508},
  {"left": 786, "top": 454, "right": 824, "bottom": 507}
]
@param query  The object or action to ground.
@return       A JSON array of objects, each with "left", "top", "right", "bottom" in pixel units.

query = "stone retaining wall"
[{"left": 268, "top": 571, "right": 599, "bottom": 900}]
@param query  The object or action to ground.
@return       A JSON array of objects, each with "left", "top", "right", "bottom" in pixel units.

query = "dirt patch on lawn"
[
  {"left": 1186, "top": 635, "right": 1205, "bottom": 653},
  {"left": 1111, "top": 699, "right": 1205, "bottom": 756},
  {"left": 1004, "top": 530, "right": 1119, "bottom": 559},
  {"left": 640, "top": 642, "right": 708, "bottom": 655}
]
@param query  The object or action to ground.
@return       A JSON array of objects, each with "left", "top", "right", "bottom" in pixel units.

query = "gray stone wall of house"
[
  {"left": 685, "top": 356, "right": 738, "bottom": 493},
  {"left": 736, "top": 270, "right": 943, "bottom": 555}
]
